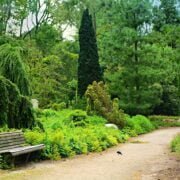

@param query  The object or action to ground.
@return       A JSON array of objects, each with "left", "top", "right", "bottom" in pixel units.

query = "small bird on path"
[{"left": 117, "top": 151, "right": 122, "bottom": 155}]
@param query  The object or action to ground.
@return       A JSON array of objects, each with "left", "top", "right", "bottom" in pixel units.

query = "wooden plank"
[
  {"left": 0, "top": 131, "right": 22, "bottom": 135},
  {"left": 0, "top": 141, "right": 25, "bottom": 147},
  {"left": 0, "top": 137, "right": 25, "bottom": 144},
  {"left": 0, "top": 140, "right": 25, "bottom": 149},
  {"left": 10, "top": 144, "right": 45, "bottom": 156},
  {"left": 0, "top": 137, "right": 24, "bottom": 142},
  {"left": 0, "top": 145, "right": 23, "bottom": 153},
  {"left": 0, "top": 133, "right": 23, "bottom": 139},
  {"left": 0, "top": 132, "right": 23, "bottom": 137}
]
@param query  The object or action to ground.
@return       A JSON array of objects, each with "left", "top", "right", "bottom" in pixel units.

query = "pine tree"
[
  {"left": 78, "top": 9, "right": 102, "bottom": 97},
  {"left": 153, "top": 0, "right": 179, "bottom": 31}
]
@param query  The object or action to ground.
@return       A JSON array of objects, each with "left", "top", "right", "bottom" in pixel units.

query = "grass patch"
[
  {"left": 149, "top": 115, "right": 180, "bottom": 128},
  {"left": 171, "top": 133, "right": 180, "bottom": 154}
]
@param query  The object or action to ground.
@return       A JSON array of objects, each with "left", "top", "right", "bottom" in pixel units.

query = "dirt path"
[{"left": 0, "top": 127, "right": 180, "bottom": 180}]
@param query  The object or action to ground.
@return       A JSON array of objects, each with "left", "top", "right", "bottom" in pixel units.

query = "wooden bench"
[{"left": 0, "top": 131, "right": 45, "bottom": 167}]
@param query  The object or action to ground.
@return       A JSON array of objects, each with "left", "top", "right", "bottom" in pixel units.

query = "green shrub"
[
  {"left": 42, "top": 109, "right": 58, "bottom": 117},
  {"left": 51, "top": 102, "right": 66, "bottom": 111},
  {"left": 171, "top": 134, "right": 180, "bottom": 153},
  {"left": 69, "top": 110, "right": 88, "bottom": 127},
  {"left": 85, "top": 81, "right": 125, "bottom": 128},
  {"left": 125, "top": 115, "right": 155, "bottom": 135},
  {"left": 24, "top": 130, "right": 45, "bottom": 145},
  {"left": 122, "top": 127, "right": 137, "bottom": 137},
  {"left": 87, "top": 116, "right": 107, "bottom": 125}
]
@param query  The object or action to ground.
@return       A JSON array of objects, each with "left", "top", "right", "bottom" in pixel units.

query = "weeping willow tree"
[
  {"left": 0, "top": 76, "right": 8, "bottom": 126},
  {"left": 0, "top": 44, "right": 31, "bottom": 96},
  {"left": 0, "top": 76, "right": 34, "bottom": 129},
  {"left": 0, "top": 43, "right": 34, "bottom": 128}
]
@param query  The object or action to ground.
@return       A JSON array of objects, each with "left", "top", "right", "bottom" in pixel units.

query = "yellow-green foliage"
[
  {"left": 171, "top": 134, "right": 180, "bottom": 154},
  {"left": 24, "top": 109, "right": 128, "bottom": 160},
  {"left": 24, "top": 110, "right": 156, "bottom": 160}
]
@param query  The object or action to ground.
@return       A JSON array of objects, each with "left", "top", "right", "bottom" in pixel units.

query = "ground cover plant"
[
  {"left": 24, "top": 109, "right": 156, "bottom": 160},
  {"left": 24, "top": 109, "right": 129, "bottom": 160}
]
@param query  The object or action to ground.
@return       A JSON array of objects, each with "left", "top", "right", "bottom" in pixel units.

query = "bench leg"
[
  {"left": 25, "top": 153, "right": 31, "bottom": 163},
  {"left": 11, "top": 156, "right": 15, "bottom": 168}
]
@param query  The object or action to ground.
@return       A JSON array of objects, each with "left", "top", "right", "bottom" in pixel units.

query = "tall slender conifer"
[{"left": 78, "top": 9, "right": 102, "bottom": 97}]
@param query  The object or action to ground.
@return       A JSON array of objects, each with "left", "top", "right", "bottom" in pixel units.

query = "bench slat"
[
  {"left": 0, "top": 144, "right": 45, "bottom": 156},
  {"left": 0, "top": 134, "right": 23, "bottom": 139},
  {"left": 0, "top": 136, "right": 24, "bottom": 142},
  {"left": 0, "top": 140, "right": 25, "bottom": 149},
  {"left": 0, "top": 131, "right": 22, "bottom": 135},
  {"left": 0, "top": 145, "right": 23, "bottom": 152},
  {"left": 0, "top": 132, "right": 23, "bottom": 137},
  {"left": 12, "top": 144, "right": 45, "bottom": 156}
]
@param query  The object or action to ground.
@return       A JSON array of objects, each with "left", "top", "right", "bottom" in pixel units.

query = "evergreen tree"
[
  {"left": 0, "top": 43, "right": 31, "bottom": 96},
  {"left": 0, "top": 76, "right": 35, "bottom": 128},
  {"left": 78, "top": 9, "right": 102, "bottom": 97},
  {"left": 153, "top": 0, "right": 179, "bottom": 31}
]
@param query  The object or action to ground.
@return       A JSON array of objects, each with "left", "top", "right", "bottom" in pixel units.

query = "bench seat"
[{"left": 0, "top": 144, "right": 45, "bottom": 156}]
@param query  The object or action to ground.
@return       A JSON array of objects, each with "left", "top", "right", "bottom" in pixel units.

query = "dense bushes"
[
  {"left": 24, "top": 109, "right": 157, "bottom": 160},
  {"left": 171, "top": 134, "right": 180, "bottom": 154},
  {"left": 25, "top": 109, "right": 129, "bottom": 160}
]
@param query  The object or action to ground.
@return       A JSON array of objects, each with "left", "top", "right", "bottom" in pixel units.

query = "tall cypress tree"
[{"left": 78, "top": 9, "right": 102, "bottom": 97}]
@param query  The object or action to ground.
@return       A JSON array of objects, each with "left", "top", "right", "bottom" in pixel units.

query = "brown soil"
[{"left": 0, "top": 127, "right": 180, "bottom": 180}]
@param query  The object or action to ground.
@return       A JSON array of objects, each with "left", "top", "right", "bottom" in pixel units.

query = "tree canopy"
[{"left": 0, "top": 0, "right": 179, "bottom": 119}]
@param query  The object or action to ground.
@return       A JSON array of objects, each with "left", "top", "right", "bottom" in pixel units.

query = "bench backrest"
[{"left": 0, "top": 131, "right": 25, "bottom": 152}]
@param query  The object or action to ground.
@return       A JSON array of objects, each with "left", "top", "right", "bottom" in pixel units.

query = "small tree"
[
  {"left": 85, "top": 81, "right": 125, "bottom": 128},
  {"left": 78, "top": 9, "right": 102, "bottom": 97}
]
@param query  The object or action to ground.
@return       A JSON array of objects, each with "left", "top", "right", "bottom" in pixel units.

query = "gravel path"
[{"left": 0, "top": 127, "right": 180, "bottom": 180}]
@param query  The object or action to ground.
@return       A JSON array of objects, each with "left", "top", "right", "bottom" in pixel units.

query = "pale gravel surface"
[{"left": 0, "top": 127, "right": 180, "bottom": 180}]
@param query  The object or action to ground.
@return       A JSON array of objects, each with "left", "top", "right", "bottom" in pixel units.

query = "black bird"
[{"left": 117, "top": 151, "right": 122, "bottom": 155}]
